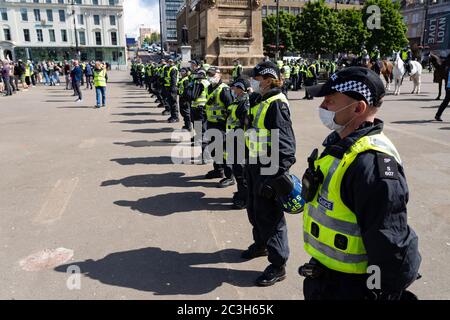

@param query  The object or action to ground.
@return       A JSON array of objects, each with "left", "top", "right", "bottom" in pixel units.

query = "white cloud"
[{"left": 123, "top": 0, "right": 160, "bottom": 38}]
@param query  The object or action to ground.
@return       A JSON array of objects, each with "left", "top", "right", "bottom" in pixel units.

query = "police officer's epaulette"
[{"left": 376, "top": 153, "right": 399, "bottom": 179}]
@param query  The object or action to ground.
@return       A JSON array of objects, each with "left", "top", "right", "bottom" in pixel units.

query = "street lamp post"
[
  {"left": 71, "top": 0, "right": 79, "bottom": 59},
  {"left": 159, "top": 0, "right": 164, "bottom": 57},
  {"left": 275, "top": 0, "right": 280, "bottom": 60}
]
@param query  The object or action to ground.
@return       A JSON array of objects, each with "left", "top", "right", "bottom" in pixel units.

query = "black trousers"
[
  {"left": 245, "top": 164, "right": 289, "bottom": 268},
  {"left": 72, "top": 80, "right": 82, "bottom": 100},
  {"left": 179, "top": 98, "right": 191, "bottom": 127},
  {"left": 206, "top": 121, "right": 226, "bottom": 172},
  {"left": 165, "top": 89, "right": 178, "bottom": 119},
  {"left": 436, "top": 88, "right": 450, "bottom": 118},
  {"left": 191, "top": 107, "right": 208, "bottom": 152},
  {"left": 161, "top": 87, "right": 171, "bottom": 112}
]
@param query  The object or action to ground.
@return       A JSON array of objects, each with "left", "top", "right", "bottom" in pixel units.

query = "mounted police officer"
[
  {"left": 299, "top": 66, "right": 421, "bottom": 300},
  {"left": 243, "top": 61, "right": 296, "bottom": 287}
]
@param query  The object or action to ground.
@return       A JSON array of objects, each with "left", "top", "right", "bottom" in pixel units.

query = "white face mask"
[
  {"left": 250, "top": 78, "right": 261, "bottom": 93},
  {"left": 208, "top": 76, "right": 219, "bottom": 85},
  {"left": 318, "top": 101, "right": 358, "bottom": 133}
]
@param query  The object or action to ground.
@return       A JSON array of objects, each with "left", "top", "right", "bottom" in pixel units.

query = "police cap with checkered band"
[
  {"left": 306, "top": 66, "right": 386, "bottom": 107},
  {"left": 251, "top": 61, "right": 280, "bottom": 80}
]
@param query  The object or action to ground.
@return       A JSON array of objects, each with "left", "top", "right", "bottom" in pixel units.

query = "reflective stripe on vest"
[
  {"left": 205, "top": 83, "right": 228, "bottom": 122},
  {"left": 191, "top": 79, "right": 210, "bottom": 108},
  {"left": 245, "top": 92, "right": 289, "bottom": 158},
  {"left": 94, "top": 69, "right": 106, "bottom": 87},
  {"left": 303, "top": 133, "right": 402, "bottom": 274}
]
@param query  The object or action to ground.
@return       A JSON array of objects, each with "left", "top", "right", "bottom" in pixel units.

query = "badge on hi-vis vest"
[{"left": 376, "top": 154, "right": 399, "bottom": 179}]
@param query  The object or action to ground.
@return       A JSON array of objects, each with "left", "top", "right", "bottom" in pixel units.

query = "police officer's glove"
[{"left": 258, "top": 182, "right": 275, "bottom": 200}]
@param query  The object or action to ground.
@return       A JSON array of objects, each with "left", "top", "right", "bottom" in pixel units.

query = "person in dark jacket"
[
  {"left": 224, "top": 78, "right": 251, "bottom": 208},
  {"left": 70, "top": 60, "right": 83, "bottom": 102},
  {"left": 299, "top": 66, "right": 421, "bottom": 300},
  {"left": 85, "top": 62, "right": 93, "bottom": 90},
  {"left": 242, "top": 61, "right": 297, "bottom": 287}
]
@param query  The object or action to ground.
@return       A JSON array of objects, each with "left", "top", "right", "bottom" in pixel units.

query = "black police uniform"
[
  {"left": 166, "top": 65, "right": 179, "bottom": 121},
  {"left": 205, "top": 80, "right": 233, "bottom": 175},
  {"left": 224, "top": 92, "right": 250, "bottom": 205},
  {"left": 301, "top": 119, "right": 421, "bottom": 300},
  {"left": 245, "top": 87, "right": 296, "bottom": 282}
]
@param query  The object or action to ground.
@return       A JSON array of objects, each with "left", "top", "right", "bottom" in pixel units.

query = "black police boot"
[
  {"left": 232, "top": 192, "right": 247, "bottom": 209},
  {"left": 205, "top": 170, "right": 224, "bottom": 179},
  {"left": 168, "top": 117, "right": 179, "bottom": 123},
  {"left": 157, "top": 103, "right": 164, "bottom": 108},
  {"left": 256, "top": 264, "right": 286, "bottom": 287},
  {"left": 241, "top": 244, "right": 268, "bottom": 260},
  {"left": 217, "top": 178, "right": 235, "bottom": 188}
]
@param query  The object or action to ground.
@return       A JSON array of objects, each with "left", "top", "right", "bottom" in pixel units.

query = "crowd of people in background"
[{"left": 1, "top": 59, "right": 110, "bottom": 107}]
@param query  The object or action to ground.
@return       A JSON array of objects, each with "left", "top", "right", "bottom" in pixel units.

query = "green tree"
[
  {"left": 362, "top": 0, "right": 408, "bottom": 56},
  {"left": 337, "top": 8, "right": 369, "bottom": 54},
  {"left": 262, "top": 11, "right": 297, "bottom": 55},
  {"left": 295, "top": 0, "right": 342, "bottom": 56}
]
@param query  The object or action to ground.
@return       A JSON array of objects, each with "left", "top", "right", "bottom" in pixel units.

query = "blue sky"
[{"left": 124, "top": 0, "right": 160, "bottom": 38}]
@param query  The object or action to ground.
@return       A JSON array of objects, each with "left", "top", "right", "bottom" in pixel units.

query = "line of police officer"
[{"left": 129, "top": 59, "right": 421, "bottom": 300}]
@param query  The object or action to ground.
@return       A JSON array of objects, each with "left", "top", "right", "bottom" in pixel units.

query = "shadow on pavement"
[
  {"left": 391, "top": 120, "right": 436, "bottom": 125},
  {"left": 121, "top": 101, "right": 148, "bottom": 104},
  {"left": 420, "top": 105, "right": 439, "bottom": 109},
  {"left": 119, "top": 106, "right": 156, "bottom": 109},
  {"left": 114, "top": 192, "right": 231, "bottom": 215},
  {"left": 440, "top": 127, "right": 450, "bottom": 130},
  {"left": 111, "top": 156, "right": 189, "bottom": 165},
  {"left": 57, "top": 106, "right": 95, "bottom": 109},
  {"left": 123, "top": 128, "right": 174, "bottom": 134},
  {"left": 111, "top": 119, "right": 165, "bottom": 124},
  {"left": 54, "top": 247, "right": 257, "bottom": 295},
  {"left": 101, "top": 172, "right": 217, "bottom": 188},
  {"left": 114, "top": 139, "right": 183, "bottom": 147},
  {"left": 389, "top": 98, "right": 437, "bottom": 102},
  {"left": 112, "top": 112, "right": 158, "bottom": 116}
]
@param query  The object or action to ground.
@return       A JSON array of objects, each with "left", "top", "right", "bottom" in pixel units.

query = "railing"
[{"left": 218, "top": 0, "right": 249, "bottom": 7}]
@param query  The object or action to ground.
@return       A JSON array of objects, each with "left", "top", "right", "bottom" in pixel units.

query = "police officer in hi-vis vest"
[
  {"left": 243, "top": 61, "right": 296, "bottom": 287},
  {"left": 299, "top": 67, "right": 421, "bottom": 300},
  {"left": 203, "top": 67, "right": 233, "bottom": 183}
]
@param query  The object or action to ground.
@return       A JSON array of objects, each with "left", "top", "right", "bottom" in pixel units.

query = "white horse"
[
  {"left": 407, "top": 60, "right": 423, "bottom": 94},
  {"left": 392, "top": 52, "right": 404, "bottom": 95}
]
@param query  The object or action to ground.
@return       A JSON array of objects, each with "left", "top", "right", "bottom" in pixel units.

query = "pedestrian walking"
[{"left": 70, "top": 60, "right": 83, "bottom": 102}]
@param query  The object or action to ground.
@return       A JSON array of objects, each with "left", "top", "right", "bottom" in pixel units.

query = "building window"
[
  {"left": 75, "top": 0, "right": 82, "bottom": 4},
  {"left": 109, "top": 0, "right": 116, "bottom": 5},
  {"left": 61, "top": 29, "right": 67, "bottom": 42},
  {"left": 49, "top": 29, "right": 56, "bottom": 42},
  {"left": 24, "top": 29, "right": 30, "bottom": 42},
  {"left": 78, "top": 14, "right": 84, "bottom": 25},
  {"left": 4, "top": 28, "right": 11, "bottom": 41},
  {"left": 58, "top": 0, "right": 64, "bottom": 3},
  {"left": 109, "top": 15, "right": 116, "bottom": 25},
  {"left": 412, "top": 13, "right": 419, "bottom": 24},
  {"left": 21, "top": 8, "right": 28, "bottom": 22},
  {"left": 79, "top": 31, "right": 86, "bottom": 45},
  {"left": 34, "top": 0, "right": 40, "bottom": 3},
  {"left": 46, "top": 0, "right": 52, "bottom": 3},
  {"left": 36, "top": 29, "right": 43, "bottom": 42},
  {"left": 95, "top": 31, "right": 102, "bottom": 45},
  {"left": 112, "top": 51, "right": 118, "bottom": 62},
  {"left": 94, "top": 15, "right": 100, "bottom": 25},
  {"left": 47, "top": 9, "right": 53, "bottom": 22},
  {"left": 34, "top": 9, "right": 40, "bottom": 21},
  {"left": 93, "top": 0, "right": 98, "bottom": 4},
  {"left": 111, "top": 31, "right": 117, "bottom": 45},
  {"left": 0, "top": 9, "right": 7, "bottom": 21},
  {"left": 59, "top": 10, "right": 65, "bottom": 22},
  {"left": 261, "top": 6, "right": 267, "bottom": 18}
]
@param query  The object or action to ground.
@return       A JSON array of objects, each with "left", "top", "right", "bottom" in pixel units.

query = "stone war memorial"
[{"left": 177, "top": 0, "right": 264, "bottom": 72}]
